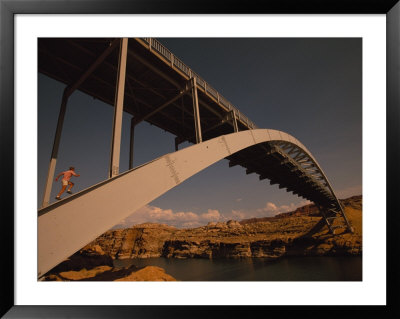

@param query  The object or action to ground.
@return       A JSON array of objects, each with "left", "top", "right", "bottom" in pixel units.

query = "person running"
[{"left": 55, "top": 166, "right": 80, "bottom": 200}]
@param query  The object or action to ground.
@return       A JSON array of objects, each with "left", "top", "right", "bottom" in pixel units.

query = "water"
[{"left": 113, "top": 256, "right": 362, "bottom": 281}]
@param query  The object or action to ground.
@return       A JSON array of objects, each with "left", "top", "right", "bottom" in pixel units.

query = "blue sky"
[{"left": 38, "top": 38, "right": 362, "bottom": 229}]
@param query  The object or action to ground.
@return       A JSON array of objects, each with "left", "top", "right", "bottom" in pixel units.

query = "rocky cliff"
[
  {"left": 42, "top": 244, "right": 177, "bottom": 281},
  {"left": 86, "top": 195, "right": 362, "bottom": 260},
  {"left": 91, "top": 223, "right": 177, "bottom": 259}
]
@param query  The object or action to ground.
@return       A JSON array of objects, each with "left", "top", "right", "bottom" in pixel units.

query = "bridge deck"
[{"left": 39, "top": 38, "right": 254, "bottom": 144}]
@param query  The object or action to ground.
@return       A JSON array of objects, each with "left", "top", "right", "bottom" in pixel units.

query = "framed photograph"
[{"left": 1, "top": 0, "right": 399, "bottom": 317}]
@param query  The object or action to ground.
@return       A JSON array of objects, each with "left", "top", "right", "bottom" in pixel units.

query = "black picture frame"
[{"left": 1, "top": 0, "right": 399, "bottom": 318}]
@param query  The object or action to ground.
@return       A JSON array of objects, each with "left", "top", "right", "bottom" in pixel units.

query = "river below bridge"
[{"left": 113, "top": 256, "right": 362, "bottom": 281}]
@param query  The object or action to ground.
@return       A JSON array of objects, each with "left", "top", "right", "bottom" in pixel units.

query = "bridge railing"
[{"left": 141, "top": 38, "right": 257, "bottom": 130}]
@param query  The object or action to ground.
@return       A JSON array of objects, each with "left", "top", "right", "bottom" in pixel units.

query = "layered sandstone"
[
  {"left": 42, "top": 244, "right": 177, "bottom": 281},
  {"left": 92, "top": 223, "right": 177, "bottom": 259},
  {"left": 87, "top": 195, "right": 362, "bottom": 260},
  {"left": 44, "top": 264, "right": 177, "bottom": 281}
]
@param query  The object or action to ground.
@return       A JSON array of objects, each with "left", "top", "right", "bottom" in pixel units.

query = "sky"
[{"left": 38, "top": 38, "right": 362, "bottom": 229}]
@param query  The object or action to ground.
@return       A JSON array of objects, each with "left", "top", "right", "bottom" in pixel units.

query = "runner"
[{"left": 55, "top": 166, "right": 80, "bottom": 200}]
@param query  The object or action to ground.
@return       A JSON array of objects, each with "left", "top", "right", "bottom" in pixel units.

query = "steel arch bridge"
[{"left": 38, "top": 38, "right": 353, "bottom": 278}]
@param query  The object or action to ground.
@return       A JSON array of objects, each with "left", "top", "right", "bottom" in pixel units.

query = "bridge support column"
[
  {"left": 319, "top": 207, "right": 335, "bottom": 234},
  {"left": 109, "top": 38, "right": 128, "bottom": 178},
  {"left": 191, "top": 77, "right": 202, "bottom": 143},
  {"left": 231, "top": 110, "right": 239, "bottom": 132},
  {"left": 338, "top": 203, "right": 354, "bottom": 233},
  {"left": 129, "top": 117, "right": 135, "bottom": 170},
  {"left": 41, "top": 39, "right": 120, "bottom": 208},
  {"left": 41, "top": 91, "right": 69, "bottom": 208}
]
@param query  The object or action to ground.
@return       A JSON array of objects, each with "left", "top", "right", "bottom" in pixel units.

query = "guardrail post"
[
  {"left": 109, "top": 38, "right": 128, "bottom": 178},
  {"left": 191, "top": 77, "right": 202, "bottom": 143}
]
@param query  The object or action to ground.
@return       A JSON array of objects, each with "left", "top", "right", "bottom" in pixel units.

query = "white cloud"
[
  {"left": 111, "top": 199, "right": 312, "bottom": 230},
  {"left": 231, "top": 200, "right": 311, "bottom": 219},
  {"left": 112, "top": 205, "right": 224, "bottom": 229},
  {"left": 260, "top": 202, "right": 278, "bottom": 213},
  {"left": 255, "top": 201, "right": 293, "bottom": 217},
  {"left": 200, "top": 209, "right": 221, "bottom": 222}
]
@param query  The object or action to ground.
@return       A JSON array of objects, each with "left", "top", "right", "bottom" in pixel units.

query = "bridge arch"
[{"left": 38, "top": 128, "right": 351, "bottom": 277}]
